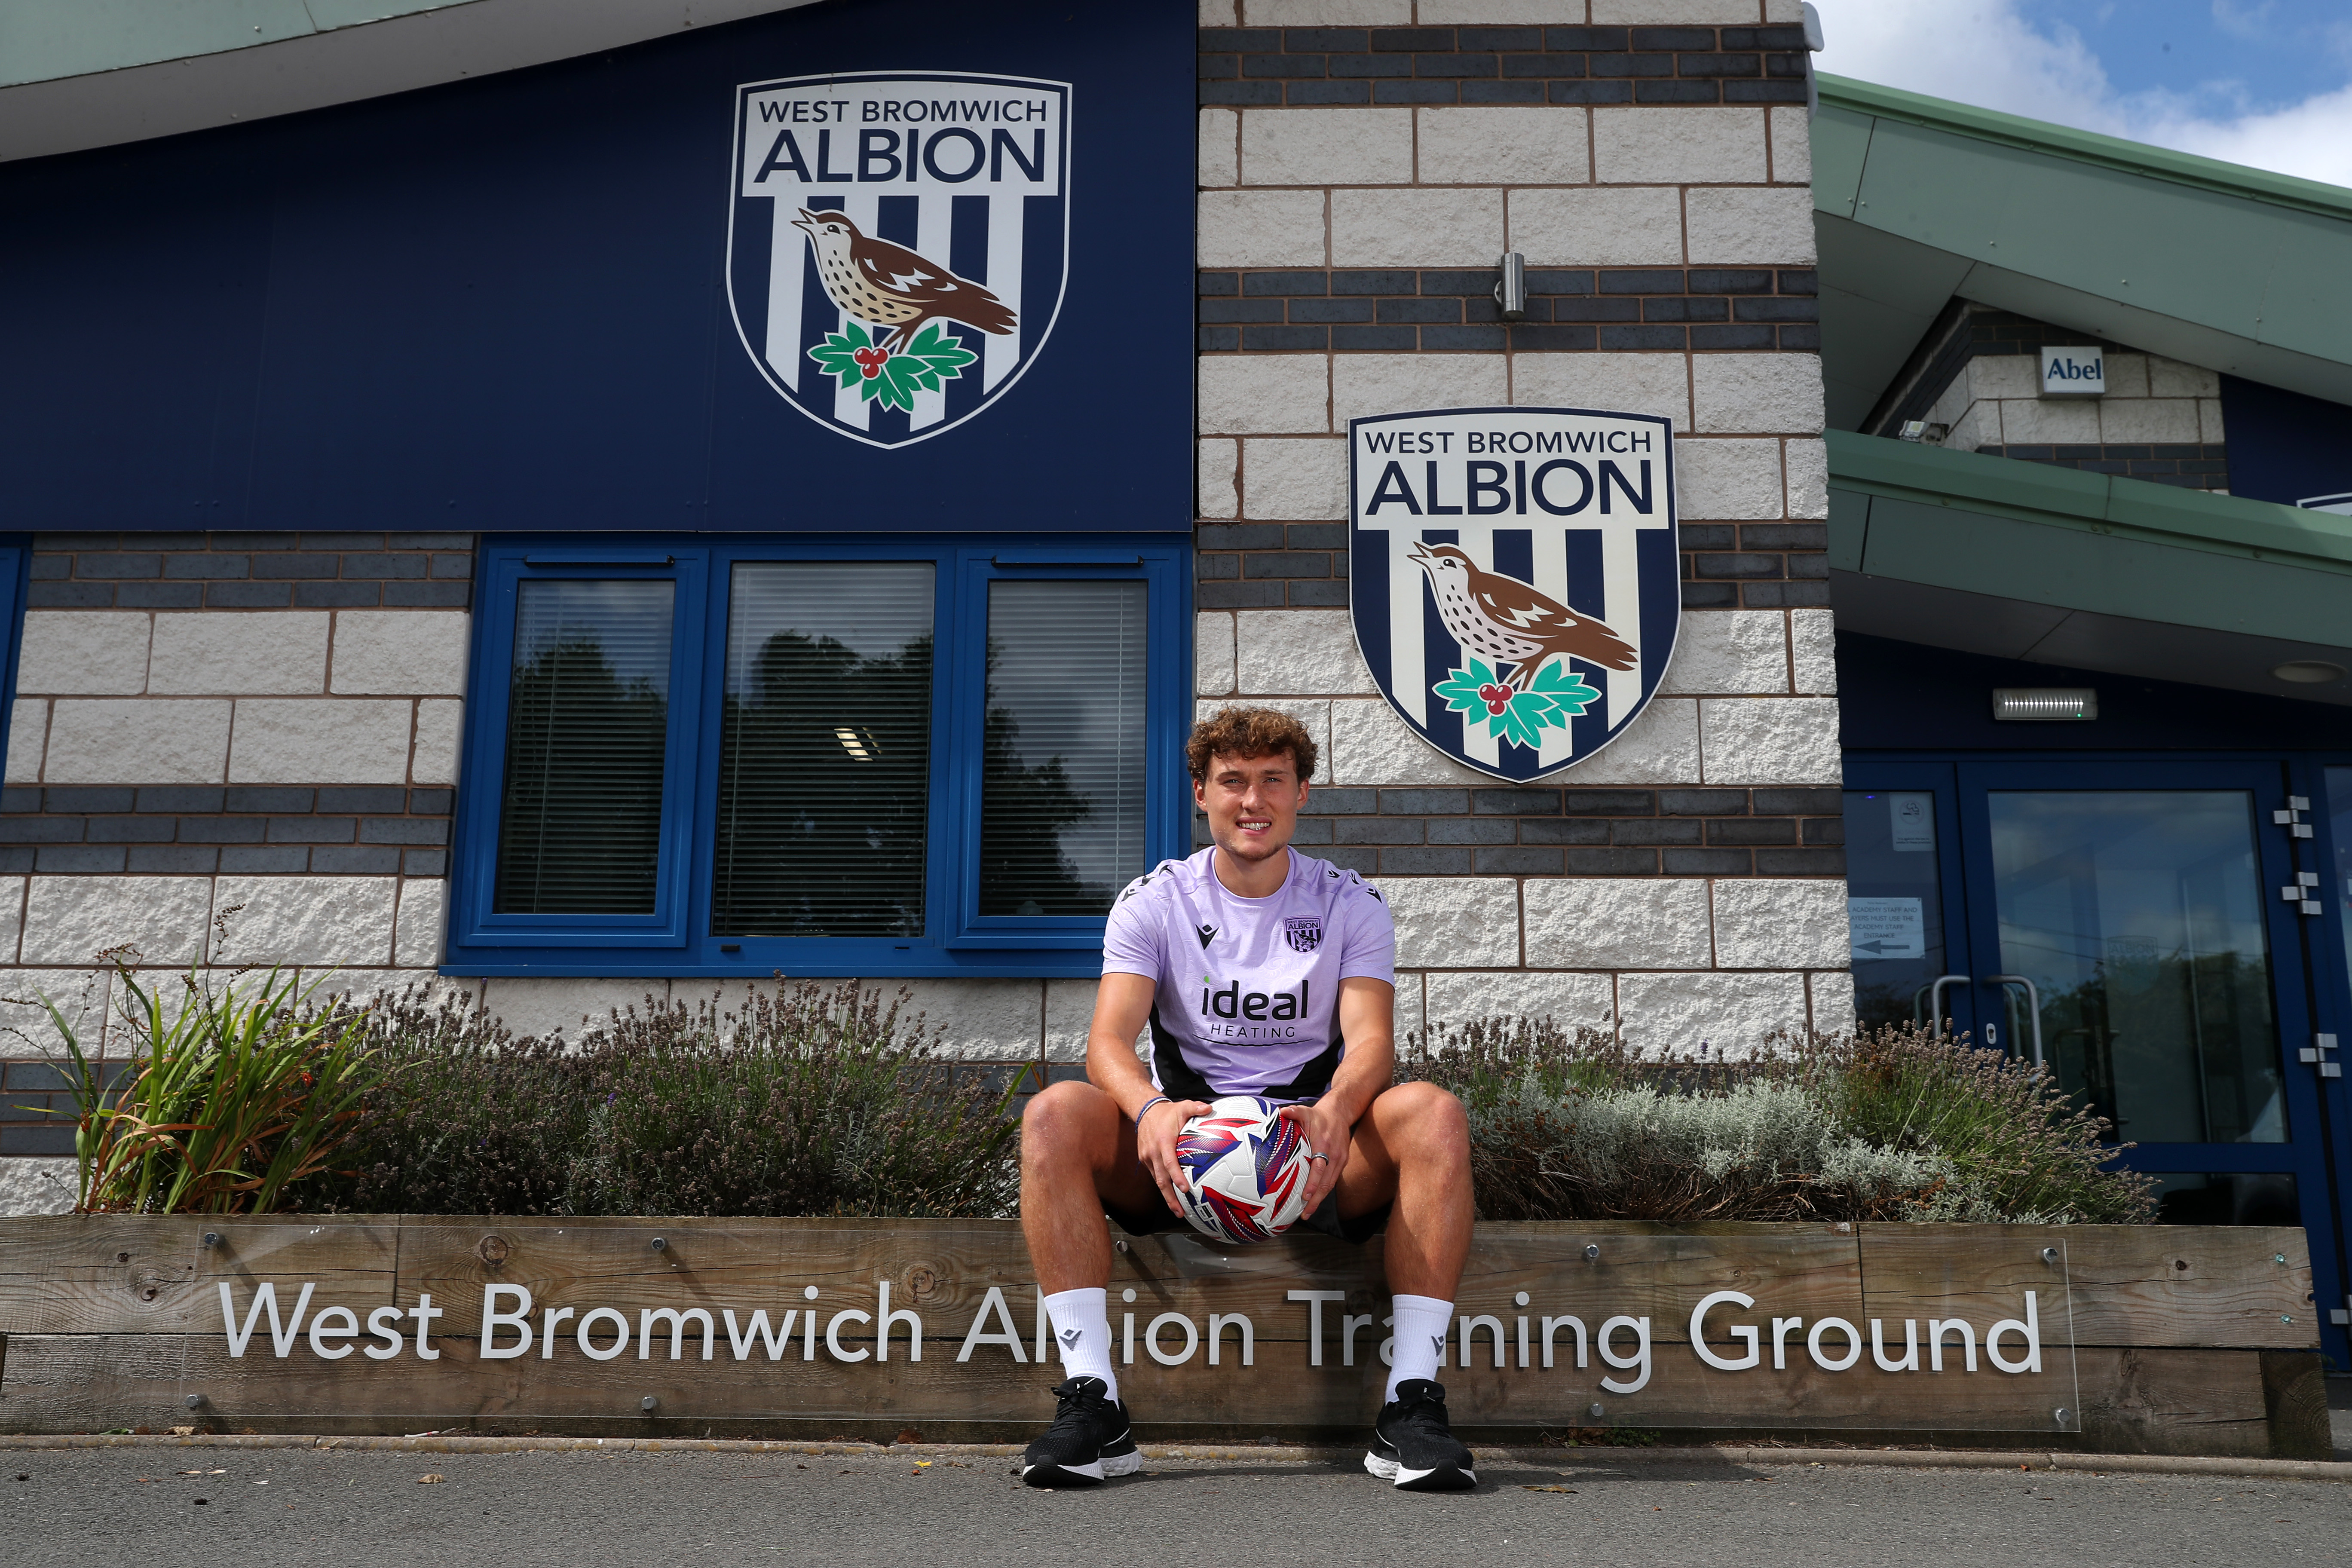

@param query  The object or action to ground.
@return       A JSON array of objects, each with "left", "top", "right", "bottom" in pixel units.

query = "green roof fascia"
[
  {"left": 1825, "top": 430, "right": 2352, "bottom": 579},
  {"left": 1814, "top": 74, "right": 2352, "bottom": 226},
  {"left": 0, "top": 2, "right": 476, "bottom": 89}
]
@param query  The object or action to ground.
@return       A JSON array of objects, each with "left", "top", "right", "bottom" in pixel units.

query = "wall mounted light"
[
  {"left": 1992, "top": 687, "right": 2097, "bottom": 721},
  {"left": 2273, "top": 660, "right": 2344, "bottom": 685},
  {"left": 1493, "top": 252, "right": 1526, "bottom": 320}
]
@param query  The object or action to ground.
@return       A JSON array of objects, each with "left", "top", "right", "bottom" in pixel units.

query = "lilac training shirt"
[{"left": 1100, "top": 847, "right": 1396, "bottom": 1102}]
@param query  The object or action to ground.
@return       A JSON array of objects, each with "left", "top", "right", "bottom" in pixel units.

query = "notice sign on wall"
[{"left": 1849, "top": 897, "right": 1926, "bottom": 960}]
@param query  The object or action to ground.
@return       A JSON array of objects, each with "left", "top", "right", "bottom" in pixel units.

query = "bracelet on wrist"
[{"left": 1134, "top": 1094, "right": 1171, "bottom": 1124}]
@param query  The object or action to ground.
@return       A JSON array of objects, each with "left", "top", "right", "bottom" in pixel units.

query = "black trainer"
[
  {"left": 1365, "top": 1378, "right": 1477, "bottom": 1491},
  {"left": 1020, "top": 1376, "right": 1141, "bottom": 1487}
]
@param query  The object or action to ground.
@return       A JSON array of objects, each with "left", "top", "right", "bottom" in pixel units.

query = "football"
[{"left": 1173, "top": 1096, "right": 1314, "bottom": 1243}]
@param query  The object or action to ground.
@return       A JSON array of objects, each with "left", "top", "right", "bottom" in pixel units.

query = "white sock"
[
  {"left": 1386, "top": 1294, "right": 1454, "bottom": 1402},
  {"left": 1042, "top": 1287, "right": 1118, "bottom": 1404}
]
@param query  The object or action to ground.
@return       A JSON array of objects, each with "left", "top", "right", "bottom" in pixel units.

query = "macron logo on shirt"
[{"left": 1196, "top": 923, "right": 1217, "bottom": 949}]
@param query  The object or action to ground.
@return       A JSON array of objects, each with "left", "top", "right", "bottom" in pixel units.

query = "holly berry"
[
  {"left": 852, "top": 345, "right": 891, "bottom": 379},
  {"left": 1478, "top": 682, "right": 1512, "bottom": 716}
]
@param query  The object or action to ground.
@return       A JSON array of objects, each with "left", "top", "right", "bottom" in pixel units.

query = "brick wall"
[
  {"left": 1192, "top": 0, "right": 1846, "bottom": 1056},
  {"left": 1, "top": 536, "right": 468, "bottom": 1066}
]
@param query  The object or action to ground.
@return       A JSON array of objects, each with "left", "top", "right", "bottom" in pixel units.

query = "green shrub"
[
  {"left": 23, "top": 965, "right": 382, "bottom": 1214},
  {"left": 320, "top": 977, "right": 1020, "bottom": 1219},
  {"left": 1404, "top": 1017, "right": 2153, "bottom": 1225}
]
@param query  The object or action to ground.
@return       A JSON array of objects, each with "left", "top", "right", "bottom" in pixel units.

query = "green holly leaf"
[
  {"left": 1432, "top": 659, "right": 1501, "bottom": 717},
  {"left": 1524, "top": 659, "right": 1601, "bottom": 715},
  {"left": 1431, "top": 657, "right": 1602, "bottom": 752},
  {"left": 808, "top": 322, "right": 876, "bottom": 386}
]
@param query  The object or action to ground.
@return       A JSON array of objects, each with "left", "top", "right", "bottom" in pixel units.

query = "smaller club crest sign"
[
  {"left": 726, "top": 72, "right": 1070, "bottom": 449},
  {"left": 1349, "top": 407, "right": 1681, "bottom": 783}
]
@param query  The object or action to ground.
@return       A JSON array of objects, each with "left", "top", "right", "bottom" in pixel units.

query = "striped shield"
[
  {"left": 1348, "top": 407, "right": 1682, "bottom": 783},
  {"left": 726, "top": 72, "right": 1070, "bottom": 449}
]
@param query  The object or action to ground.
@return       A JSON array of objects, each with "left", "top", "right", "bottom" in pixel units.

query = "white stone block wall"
[
  {"left": 2, "top": 606, "right": 466, "bottom": 1057},
  {"left": 1194, "top": 8, "right": 1847, "bottom": 1059}
]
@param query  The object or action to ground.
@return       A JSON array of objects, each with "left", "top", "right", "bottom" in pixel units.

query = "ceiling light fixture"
[{"left": 2272, "top": 661, "right": 2346, "bottom": 685}]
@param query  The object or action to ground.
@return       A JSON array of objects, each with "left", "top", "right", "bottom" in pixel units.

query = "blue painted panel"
[
  {"left": 2218, "top": 374, "right": 2352, "bottom": 510},
  {"left": 0, "top": 0, "right": 1194, "bottom": 534}
]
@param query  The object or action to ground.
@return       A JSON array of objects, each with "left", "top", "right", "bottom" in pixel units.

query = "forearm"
[
  {"left": 1085, "top": 1029, "right": 1164, "bottom": 1117},
  {"left": 1320, "top": 1035, "right": 1393, "bottom": 1126},
  {"left": 1323, "top": 975, "right": 1397, "bottom": 1127}
]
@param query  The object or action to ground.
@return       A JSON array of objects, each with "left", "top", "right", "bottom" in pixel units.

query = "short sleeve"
[
  {"left": 1099, "top": 879, "right": 1164, "bottom": 980},
  {"left": 1336, "top": 882, "right": 1397, "bottom": 984}
]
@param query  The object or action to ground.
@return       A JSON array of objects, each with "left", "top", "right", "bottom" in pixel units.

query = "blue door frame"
[{"left": 1848, "top": 752, "right": 2352, "bottom": 1369}]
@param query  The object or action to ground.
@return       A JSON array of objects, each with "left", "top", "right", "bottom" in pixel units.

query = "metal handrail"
[
  {"left": 1985, "top": 974, "right": 2045, "bottom": 1069},
  {"left": 1927, "top": 974, "right": 1969, "bottom": 1037}
]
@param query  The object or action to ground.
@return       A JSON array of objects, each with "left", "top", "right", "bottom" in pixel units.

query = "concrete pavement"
[{"left": 7, "top": 1442, "right": 2349, "bottom": 1568}]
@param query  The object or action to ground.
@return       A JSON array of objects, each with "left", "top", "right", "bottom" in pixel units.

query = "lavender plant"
[
  {"left": 1404, "top": 1017, "right": 2153, "bottom": 1225},
  {"left": 321, "top": 977, "right": 1019, "bottom": 1219}
]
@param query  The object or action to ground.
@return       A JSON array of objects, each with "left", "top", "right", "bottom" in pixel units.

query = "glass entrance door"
[
  {"left": 1979, "top": 787, "right": 2295, "bottom": 1222},
  {"left": 1844, "top": 758, "right": 2346, "bottom": 1365}
]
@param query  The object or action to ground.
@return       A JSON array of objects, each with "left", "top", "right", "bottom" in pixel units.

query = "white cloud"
[{"left": 1814, "top": 0, "right": 2352, "bottom": 189}]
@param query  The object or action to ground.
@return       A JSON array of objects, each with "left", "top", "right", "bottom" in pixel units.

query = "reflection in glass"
[
  {"left": 2144, "top": 1171, "right": 2299, "bottom": 1227},
  {"left": 494, "top": 579, "right": 674, "bottom": 914},
  {"left": 713, "top": 563, "right": 934, "bottom": 937},
  {"left": 979, "top": 581, "right": 1148, "bottom": 916},
  {"left": 1989, "top": 791, "right": 2283, "bottom": 1144},
  {"left": 2328, "top": 766, "right": 2352, "bottom": 992},
  {"left": 1841, "top": 790, "right": 1949, "bottom": 1030}
]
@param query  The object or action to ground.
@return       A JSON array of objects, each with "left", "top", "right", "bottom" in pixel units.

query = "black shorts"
[{"left": 1106, "top": 1188, "right": 1392, "bottom": 1246}]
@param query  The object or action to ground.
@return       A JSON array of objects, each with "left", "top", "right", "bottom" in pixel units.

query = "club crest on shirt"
[
  {"left": 1349, "top": 407, "right": 1682, "bottom": 782},
  {"left": 1283, "top": 917, "right": 1323, "bottom": 953},
  {"left": 727, "top": 72, "right": 1070, "bottom": 449}
]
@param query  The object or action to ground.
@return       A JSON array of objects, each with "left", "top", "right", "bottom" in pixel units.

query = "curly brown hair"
[{"left": 1185, "top": 706, "right": 1318, "bottom": 784}]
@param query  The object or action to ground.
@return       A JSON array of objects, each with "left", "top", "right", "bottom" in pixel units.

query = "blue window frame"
[
  {"left": 446, "top": 534, "right": 1191, "bottom": 977},
  {"left": 0, "top": 536, "right": 27, "bottom": 768}
]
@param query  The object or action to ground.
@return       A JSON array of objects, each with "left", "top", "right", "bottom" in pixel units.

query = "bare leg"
[
  {"left": 1331, "top": 1081, "right": 1474, "bottom": 1300},
  {"left": 1019, "top": 1081, "right": 1164, "bottom": 1296}
]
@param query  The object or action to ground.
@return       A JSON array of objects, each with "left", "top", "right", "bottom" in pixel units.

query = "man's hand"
[
  {"left": 1136, "top": 1097, "right": 1212, "bottom": 1217},
  {"left": 1278, "top": 1096, "right": 1356, "bottom": 1216}
]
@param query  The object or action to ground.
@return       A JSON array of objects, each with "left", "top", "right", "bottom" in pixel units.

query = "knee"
[
  {"left": 1022, "top": 1080, "right": 1109, "bottom": 1156},
  {"left": 1384, "top": 1081, "right": 1470, "bottom": 1159}
]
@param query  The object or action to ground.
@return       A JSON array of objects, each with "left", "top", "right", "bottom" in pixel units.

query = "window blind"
[
  {"left": 493, "top": 579, "right": 674, "bottom": 914},
  {"left": 713, "top": 562, "right": 934, "bottom": 937},
  {"left": 978, "top": 579, "right": 1147, "bottom": 916}
]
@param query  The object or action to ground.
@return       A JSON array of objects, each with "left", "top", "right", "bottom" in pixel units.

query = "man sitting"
[{"left": 1016, "top": 706, "right": 1478, "bottom": 1491}]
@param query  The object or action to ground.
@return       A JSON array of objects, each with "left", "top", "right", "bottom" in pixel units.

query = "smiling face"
[{"left": 1194, "top": 749, "right": 1307, "bottom": 875}]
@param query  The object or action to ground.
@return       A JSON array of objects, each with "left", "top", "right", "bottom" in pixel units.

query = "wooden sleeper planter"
[{"left": 0, "top": 1216, "right": 2327, "bottom": 1458}]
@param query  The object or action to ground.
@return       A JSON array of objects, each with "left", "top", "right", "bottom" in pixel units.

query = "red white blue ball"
[{"left": 1173, "top": 1096, "right": 1313, "bottom": 1243}]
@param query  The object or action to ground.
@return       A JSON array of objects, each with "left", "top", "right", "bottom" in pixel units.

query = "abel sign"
[{"left": 1348, "top": 407, "right": 1682, "bottom": 783}]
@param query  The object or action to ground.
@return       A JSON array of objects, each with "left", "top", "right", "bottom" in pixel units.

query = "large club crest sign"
[
  {"left": 1349, "top": 407, "right": 1681, "bottom": 782},
  {"left": 727, "top": 73, "right": 1070, "bottom": 449}
]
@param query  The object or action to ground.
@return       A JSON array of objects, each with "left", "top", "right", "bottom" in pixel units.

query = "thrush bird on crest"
[
  {"left": 793, "top": 208, "right": 1016, "bottom": 352},
  {"left": 1408, "top": 541, "right": 1638, "bottom": 690}
]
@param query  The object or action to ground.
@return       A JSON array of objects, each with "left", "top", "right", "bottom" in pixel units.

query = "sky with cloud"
[{"left": 1813, "top": 0, "right": 2352, "bottom": 190}]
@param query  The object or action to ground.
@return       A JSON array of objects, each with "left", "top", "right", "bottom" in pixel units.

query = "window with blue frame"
[{"left": 447, "top": 536, "right": 1190, "bottom": 977}]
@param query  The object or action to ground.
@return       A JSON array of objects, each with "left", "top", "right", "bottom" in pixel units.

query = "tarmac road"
[{"left": 7, "top": 1446, "right": 2349, "bottom": 1568}]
